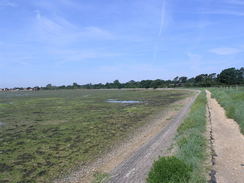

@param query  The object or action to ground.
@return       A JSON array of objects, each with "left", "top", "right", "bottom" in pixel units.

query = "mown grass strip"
[{"left": 209, "top": 87, "right": 244, "bottom": 134}]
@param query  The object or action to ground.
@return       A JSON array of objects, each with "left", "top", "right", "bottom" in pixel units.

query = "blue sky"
[{"left": 0, "top": 0, "right": 243, "bottom": 87}]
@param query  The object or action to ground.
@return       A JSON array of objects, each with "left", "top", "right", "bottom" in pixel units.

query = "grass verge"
[
  {"left": 176, "top": 91, "right": 208, "bottom": 183},
  {"left": 147, "top": 91, "right": 208, "bottom": 183},
  {"left": 209, "top": 87, "right": 244, "bottom": 134}
]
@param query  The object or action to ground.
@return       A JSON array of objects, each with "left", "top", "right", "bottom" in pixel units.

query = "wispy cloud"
[
  {"left": 33, "top": 0, "right": 82, "bottom": 13},
  {"left": 0, "top": 0, "right": 17, "bottom": 7},
  {"left": 1, "top": 10, "right": 120, "bottom": 65},
  {"left": 225, "top": 0, "right": 244, "bottom": 5},
  {"left": 158, "top": 0, "right": 167, "bottom": 37},
  {"left": 209, "top": 47, "right": 242, "bottom": 55},
  {"left": 197, "top": 0, "right": 244, "bottom": 16},
  {"left": 79, "top": 26, "right": 115, "bottom": 40},
  {"left": 200, "top": 10, "right": 244, "bottom": 16},
  {"left": 154, "top": 0, "right": 168, "bottom": 61},
  {"left": 52, "top": 49, "right": 121, "bottom": 63},
  {"left": 34, "top": 10, "right": 115, "bottom": 44}
]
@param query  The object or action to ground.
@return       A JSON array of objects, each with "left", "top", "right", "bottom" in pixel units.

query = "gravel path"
[
  {"left": 206, "top": 90, "right": 244, "bottom": 183},
  {"left": 105, "top": 91, "right": 199, "bottom": 183}
]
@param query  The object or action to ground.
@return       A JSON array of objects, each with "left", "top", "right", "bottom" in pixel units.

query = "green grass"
[
  {"left": 0, "top": 89, "right": 190, "bottom": 183},
  {"left": 209, "top": 87, "right": 244, "bottom": 134},
  {"left": 176, "top": 91, "right": 208, "bottom": 183},
  {"left": 92, "top": 172, "right": 109, "bottom": 183},
  {"left": 147, "top": 156, "right": 192, "bottom": 183},
  {"left": 147, "top": 91, "right": 208, "bottom": 183}
]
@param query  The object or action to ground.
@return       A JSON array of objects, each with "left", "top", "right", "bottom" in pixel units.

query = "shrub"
[{"left": 147, "top": 156, "right": 192, "bottom": 183}]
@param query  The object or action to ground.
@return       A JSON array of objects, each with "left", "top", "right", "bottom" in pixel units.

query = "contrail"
[
  {"left": 153, "top": 0, "right": 167, "bottom": 61},
  {"left": 158, "top": 0, "right": 167, "bottom": 37}
]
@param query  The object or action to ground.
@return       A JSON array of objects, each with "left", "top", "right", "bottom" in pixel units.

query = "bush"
[{"left": 147, "top": 156, "right": 192, "bottom": 183}]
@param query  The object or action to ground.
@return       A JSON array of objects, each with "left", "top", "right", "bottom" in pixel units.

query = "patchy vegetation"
[
  {"left": 209, "top": 87, "right": 244, "bottom": 134},
  {"left": 92, "top": 172, "right": 109, "bottom": 183},
  {"left": 147, "top": 156, "right": 191, "bottom": 183},
  {"left": 0, "top": 89, "right": 190, "bottom": 182}
]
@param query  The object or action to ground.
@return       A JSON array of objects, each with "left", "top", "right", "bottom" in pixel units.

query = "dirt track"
[
  {"left": 105, "top": 91, "right": 199, "bottom": 183},
  {"left": 206, "top": 90, "right": 244, "bottom": 183}
]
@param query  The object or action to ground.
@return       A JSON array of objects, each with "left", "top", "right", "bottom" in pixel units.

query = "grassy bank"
[
  {"left": 0, "top": 89, "right": 190, "bottom": 182},
  {"left": 176, "top": 91, "right": 208, "bottom": 182},
  {"left": 148, "top": 91, "right": 208, "bottom": 183},
  {"left": 209, "top": 87, "right": 244, "bottom": 134}
]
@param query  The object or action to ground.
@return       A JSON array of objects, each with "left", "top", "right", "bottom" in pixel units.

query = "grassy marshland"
[{"left": 0, "top": 89, "right": 190, "bottom": 182}]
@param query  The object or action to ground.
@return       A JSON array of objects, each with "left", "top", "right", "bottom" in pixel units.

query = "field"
[
  {"left": 0, "top": 89, "right": 190, "bottom": 182},
  {"left": 209, "top": 87, "right": 244, "bottom": 134}
]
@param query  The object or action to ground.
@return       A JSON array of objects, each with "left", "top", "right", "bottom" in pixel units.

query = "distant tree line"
[{"left": 42, "top": 67, "right": 244, "bottom": 90}]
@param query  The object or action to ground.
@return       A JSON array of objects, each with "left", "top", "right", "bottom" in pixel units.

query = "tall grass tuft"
[
  {"left": 209, "top": 87, "right": 244, "bottom": 134},
  {"left": 147, "top": 156, "right": 192, "bottom": 183}
]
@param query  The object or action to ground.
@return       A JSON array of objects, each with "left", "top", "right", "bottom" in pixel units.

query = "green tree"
[
  {"left": 140, "top": 80, "right": 152, "bottom": 88},
  {"left": 46, "top": 84, "right": 53, "bottom": 89},
  {"left": 218, "top": 68, "right": 241, "bottom": 85},
  {"left": 72, "top": 82, "right": 79, "bottom": 89},
  {"left": 113, "top": 80, "right": 121, "bottom": 88},
  {"left": 178, "top": 77, "right": 187, "bottom": 83}
]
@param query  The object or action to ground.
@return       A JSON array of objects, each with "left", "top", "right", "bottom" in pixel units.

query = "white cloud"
[
  {"left": 35, "top": 11, "right": 65, "bottom": 35},
  {"left": 209, "top": 47, "right": 242, "bottom": 55},
  {"left": 0, "top": 0, "right": 17, "bottom": 7},
  {"left": 34, "top": 11, "right": 115, "bottom": 44}
]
